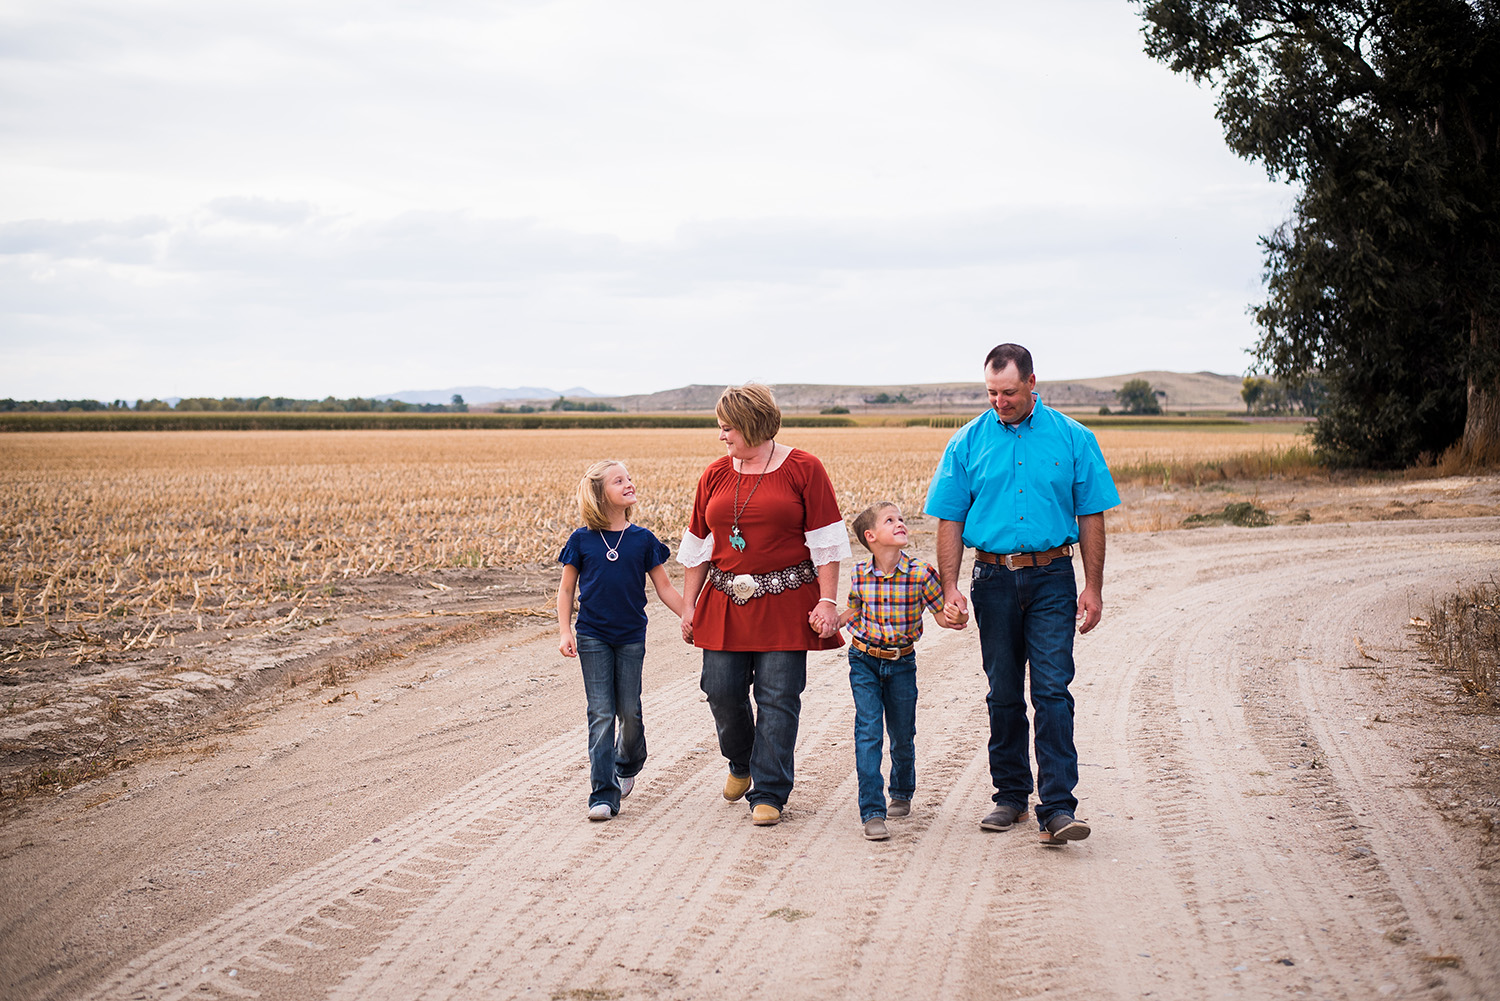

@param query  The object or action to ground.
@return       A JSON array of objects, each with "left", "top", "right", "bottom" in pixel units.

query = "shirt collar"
[
  {"left": 993, "top": 392, "right": 1043, "bottom": 433},
  {"left": 870, "top": 551, "right": 913, "bottom": 578}
]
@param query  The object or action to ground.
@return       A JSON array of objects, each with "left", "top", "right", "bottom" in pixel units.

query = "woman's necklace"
[
  {"left": 730, "top": 442, "right": 775, "bottom": 552},
  {"left": 599, "top": 527, "right": 626, "bottom": 561}
]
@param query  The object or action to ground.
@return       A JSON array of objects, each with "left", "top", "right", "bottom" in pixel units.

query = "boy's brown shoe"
[
  {"left": 724, "top": 772, "right": 751, "bottom": 802},
  {"left": 1038, "top": 813, "right": 1091, "bottom": 847},
  {"left": 887, "top": 799, "right": 911, "bottom": 818}
]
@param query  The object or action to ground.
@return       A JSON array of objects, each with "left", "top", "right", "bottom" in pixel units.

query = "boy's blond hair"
[
  {"left": 851, "top": 501, "right": 899, "bottom": 552},
  {"left": 577, "top": 459, "right": 632, "bottom": 531},
  {"left": 715, "top": 383, "right": 782, "bottom": 447}
]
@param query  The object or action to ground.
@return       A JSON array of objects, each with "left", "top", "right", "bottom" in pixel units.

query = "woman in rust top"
[{"left": 678, "top": 383, "right": 850, "bottom": 827}]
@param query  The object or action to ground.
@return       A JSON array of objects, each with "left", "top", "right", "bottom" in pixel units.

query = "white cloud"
[{"left": 0, "top": 0, "right": 1292, "bottom": 400}]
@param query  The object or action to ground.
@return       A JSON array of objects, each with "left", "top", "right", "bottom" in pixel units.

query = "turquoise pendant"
[{"left": 730, "top": 528, "right": 747, "bottom": 552}]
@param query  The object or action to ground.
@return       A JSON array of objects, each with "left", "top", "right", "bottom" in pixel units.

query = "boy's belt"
[
  {"left": 850, "top": 636, "right": 916, "bottom": 660},
  {"left": 974, "top": 544, "right": 1073, "bottom": 570}
]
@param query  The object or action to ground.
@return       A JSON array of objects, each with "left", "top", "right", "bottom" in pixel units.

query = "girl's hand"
[
  {"left": 679, "top": 612, "right": 694, "bottom": 645},
  {"left": 559, "top": 632, "right": 577, "bottom": 658}
]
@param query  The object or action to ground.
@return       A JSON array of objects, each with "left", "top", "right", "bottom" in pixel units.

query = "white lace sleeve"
[
  {"left": 804, "top": 520, "right": 852, "bottom": 567},
  {"left": 677, "top": 529, "right": 714, "bottom": 567}
]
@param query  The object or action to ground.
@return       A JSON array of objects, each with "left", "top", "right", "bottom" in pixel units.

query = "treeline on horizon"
[{"left": 0, "top": 393, "right": 621, "bottom": 414}]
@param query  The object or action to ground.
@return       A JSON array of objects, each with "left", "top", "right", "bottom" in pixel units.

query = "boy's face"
[{"left": 863, "top": 506, "right": 908, "bottom": 550}]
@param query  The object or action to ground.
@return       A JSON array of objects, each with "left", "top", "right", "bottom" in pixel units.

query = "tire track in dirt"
[{"left": 76, "top": 518, "right": 1500, "bottom": 1000}]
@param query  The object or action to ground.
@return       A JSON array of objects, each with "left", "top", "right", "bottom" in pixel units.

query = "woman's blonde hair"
[
  {"left": 715, "top": 383, "right": 782, "bottom": 447},
  {"left": 577, "top": 459, "right": 632, "bottom": 531}
]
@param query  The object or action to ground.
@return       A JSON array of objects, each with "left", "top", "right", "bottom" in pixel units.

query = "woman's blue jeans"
[
  {"left": 969, "top": 557, "right": 1079, "bottom": 828},
  {"left": 700, "top": 650, "right": 807, "bottom": 809},
  {"left": 848, "top": 648, "right": 918, "bottom": 822},
  {"left": 577, "top": 633, "right": 647, "bottom": 812}
]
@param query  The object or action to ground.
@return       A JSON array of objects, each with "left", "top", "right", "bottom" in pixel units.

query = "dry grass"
[
  {"left": 1413, "top": 580, "right": 1500, "bottom": 706},
  {"left": 0, "top": 426, "right": 1314, "bottom": 665}
]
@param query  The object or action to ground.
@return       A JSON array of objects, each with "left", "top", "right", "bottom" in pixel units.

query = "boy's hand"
[
  {"left": 559, "top": 632, "right": 577, "bottom": 657},
  {"left": 941, "top": 593, "right": 969, "bottom": 629}
]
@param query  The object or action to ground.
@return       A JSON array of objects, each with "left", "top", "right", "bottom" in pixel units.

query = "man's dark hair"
[{"left": 984, "top": 343, "right": 1033, "bottom": 380}]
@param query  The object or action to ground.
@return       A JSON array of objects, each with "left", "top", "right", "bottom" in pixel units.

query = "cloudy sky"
[{"left": 0, "top": 1, "right": 1292, "bottom": 401}]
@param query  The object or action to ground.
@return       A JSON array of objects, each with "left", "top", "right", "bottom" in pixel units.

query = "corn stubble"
[{"left": 1, "top": 426, "right": 1296, "bottom": 665}]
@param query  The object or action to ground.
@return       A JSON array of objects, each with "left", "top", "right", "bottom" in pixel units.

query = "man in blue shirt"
[{"left": 925, "top": 343, "right": 1120, "bottom": 846}]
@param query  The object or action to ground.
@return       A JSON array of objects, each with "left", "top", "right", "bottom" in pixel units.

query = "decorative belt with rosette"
[{"left": 706, "top": 560, "right": 818, "bottom": 605}]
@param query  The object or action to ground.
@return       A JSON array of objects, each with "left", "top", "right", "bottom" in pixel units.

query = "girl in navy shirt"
[{"left": 558, "top": 460, "right": 687, "bottom": 821}]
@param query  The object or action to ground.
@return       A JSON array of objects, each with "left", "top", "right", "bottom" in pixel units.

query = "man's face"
[{"left": 985, "top": 362, "right": 1037, "bottom": 424}]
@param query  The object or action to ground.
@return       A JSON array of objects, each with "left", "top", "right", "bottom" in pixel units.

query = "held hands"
[
  {"left": 940, "top": 591, "right": 969, "bottom": 630},
  {"left": 680, "top": 610, "right": 694, "bottom": 645},
  {"left": 807, "top": 601, "right": 840, "bottom": 639},
  {"left": 559, "top": 631, "right": 577, "bottom": 658},
  {"left": 1076, "top": 586, "right": 1103, "bottom": 634}
]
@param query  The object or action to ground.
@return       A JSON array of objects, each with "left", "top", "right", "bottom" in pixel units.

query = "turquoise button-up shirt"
[{"left": 923, "top": 396, "right": 1120, "bottom": 554}]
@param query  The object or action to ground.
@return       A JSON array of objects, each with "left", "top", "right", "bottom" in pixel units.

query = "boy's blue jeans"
[
  {"left": 847, "top": 646, "right": 918, "bottom": 822},
  {"left": 577, "top": 633, "right": 647, "bottom": 813}
]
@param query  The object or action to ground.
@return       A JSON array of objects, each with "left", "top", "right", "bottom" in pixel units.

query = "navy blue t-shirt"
[{"left": 559, "top": 525, "right": 672, "bottom": 646}]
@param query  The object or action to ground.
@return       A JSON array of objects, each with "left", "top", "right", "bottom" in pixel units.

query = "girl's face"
[{"left": 600, "top": 465, "right": 636, "bottom": 512}]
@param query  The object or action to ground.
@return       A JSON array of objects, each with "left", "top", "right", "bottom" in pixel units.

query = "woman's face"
[{"left": 718, "top": 421, "right": 757, "bottom": 458}]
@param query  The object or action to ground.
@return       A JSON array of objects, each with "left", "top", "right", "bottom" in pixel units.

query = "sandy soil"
[{"left": 3, "top": 513, "right": 1499, "bottom": 1001}]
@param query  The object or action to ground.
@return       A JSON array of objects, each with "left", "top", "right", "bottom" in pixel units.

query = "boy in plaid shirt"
[{"left": 838, "top": 502, "right": 963, "bottom": 841}]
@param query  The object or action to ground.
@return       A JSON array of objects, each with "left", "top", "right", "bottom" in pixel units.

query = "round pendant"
[{"left": 606, "top": 550, "right": 619, "bottom": 561}]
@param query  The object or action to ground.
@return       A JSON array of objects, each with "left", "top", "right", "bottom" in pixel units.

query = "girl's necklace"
[
  {"left": 730, "top": 442, "right": 774, "bottom": 552},
  {"left": 599, "top": 527, "right": 626, "bottom": 562}
]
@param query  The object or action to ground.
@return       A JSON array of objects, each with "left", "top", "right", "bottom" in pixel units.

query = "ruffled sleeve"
[
  {"left": 679, "top": 462, "right": 718, "bottom": 567},
  {"left": 677, "top": 529, "right": 713, "bottom": 567},
  {"left": 804, "top": 521, "right": 851, "bottom": 567},
  {"left": 558, "top": 528, "right": 584, "bottom": 568}
]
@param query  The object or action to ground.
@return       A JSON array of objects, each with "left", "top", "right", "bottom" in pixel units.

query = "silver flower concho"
[{"left": 731, "top": 574, "right": 757, "bottom": 602}]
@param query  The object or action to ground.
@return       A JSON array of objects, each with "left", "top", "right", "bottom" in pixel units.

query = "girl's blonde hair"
[{"left": 577, "top": 459, "right": 632, "bottom": 531}]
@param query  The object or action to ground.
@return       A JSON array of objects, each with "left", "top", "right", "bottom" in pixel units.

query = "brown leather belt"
[
  {"left": 974, "top": 544, "right": 1073, "bottom": 570},
  {"left": 850, "top": 636, "right": 916, "bottom": 661}
]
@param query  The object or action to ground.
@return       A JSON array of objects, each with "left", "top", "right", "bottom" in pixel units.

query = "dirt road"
[{"left": 3, "top": 517, "right": 1498, "bottom": 1000}]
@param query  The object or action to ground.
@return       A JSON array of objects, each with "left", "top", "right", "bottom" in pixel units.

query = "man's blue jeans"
[
  {"left": 969, "top": 557, "right": 1079, "bottom": 828},
  {"left": 700, "top": 650, "right": 807, "bottom": 809},
  {"left": 847, "top": 647, "right": 918, "bottom": 822},
  {"left": 577, "top": 633, "right": 647, "bottom": 813}
]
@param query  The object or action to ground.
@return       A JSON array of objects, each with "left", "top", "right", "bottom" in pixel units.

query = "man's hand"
[
  {"left": 941, "top": 589, "right": 969, "bottom": 630},
  {"left": 1076, "top": 585, "right": 1102, "bottom": 634}
]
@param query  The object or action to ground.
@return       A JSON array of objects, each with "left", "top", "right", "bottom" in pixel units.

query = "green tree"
[
  {"left": 1116, "top": 378, "right": 1163, "bottom": 414},
  {"left": 1142, "top": 0, "right": 1500, "bottom": 467}
]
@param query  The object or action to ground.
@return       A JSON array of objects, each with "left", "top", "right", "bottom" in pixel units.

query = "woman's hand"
[
  {"left": 808, "top": 601, "right": 840, "bottom": 638},
  {"left": 559, "top": 631, "right": 577, "bottom": 657},
  {"left": 680, "top": 610, "right": 695, "bottom": 644}
]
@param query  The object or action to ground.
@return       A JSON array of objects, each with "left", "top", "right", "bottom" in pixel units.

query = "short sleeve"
[
  {"left": 650, "top": 534, "right": 671, "bottom": 570},
  {"left": 918, "top": 563, "right": 945, "bottom": 612},
  {"left": 846, "top": 569, "right": 866, "bottom": 618},
  {"left": 558, "top": 529, "right": 584, "bottom": 568},
  {"left": 924, "top": 432, "right": 973, "bottom": 522},
  {"left": 797, "top": 452, "right": 843, "bottom": 531},
  {"left": 1071, "top": 427, "right": 1121, "bottom": 516},
  {"left": 679, "top": 464, "right": 717, "bottom": 566}
]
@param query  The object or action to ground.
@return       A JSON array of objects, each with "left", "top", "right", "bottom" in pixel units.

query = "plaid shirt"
[{"left": 846, "top": 552, "right": 945, "bottom": 648}]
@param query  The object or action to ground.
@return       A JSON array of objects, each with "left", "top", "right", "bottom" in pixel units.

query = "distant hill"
[
  {"left": 596, "top": 371, "right": 1245, "bottom": 414},
  {"left": 375, "top": 385, "right": 598, "bottom": 405}
]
